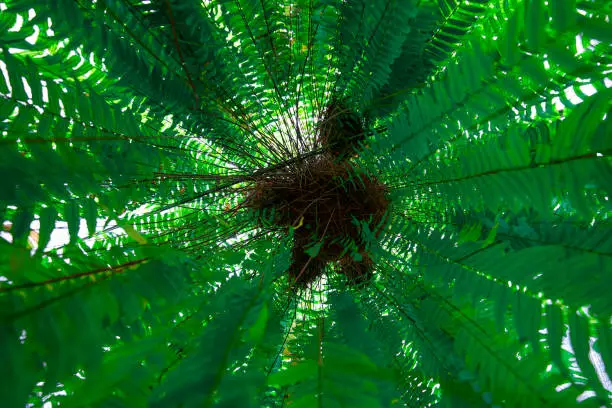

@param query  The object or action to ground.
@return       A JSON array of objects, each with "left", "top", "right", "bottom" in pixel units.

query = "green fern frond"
[{"left": 0, "top": 0, "right": 610, "bottom": 407}]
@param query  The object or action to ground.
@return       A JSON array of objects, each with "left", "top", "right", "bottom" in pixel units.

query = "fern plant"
[{"left": 0, "top": 0, "right": 610, "bottom": 406}]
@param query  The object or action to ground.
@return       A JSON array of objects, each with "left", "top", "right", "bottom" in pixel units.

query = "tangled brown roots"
[{"left": 243, "top": 155, "right": 388, "bottom": 286}]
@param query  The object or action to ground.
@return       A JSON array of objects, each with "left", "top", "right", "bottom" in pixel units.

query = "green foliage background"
[{"left": 0, "top": 0, "right": 610, "bottom": 406}]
